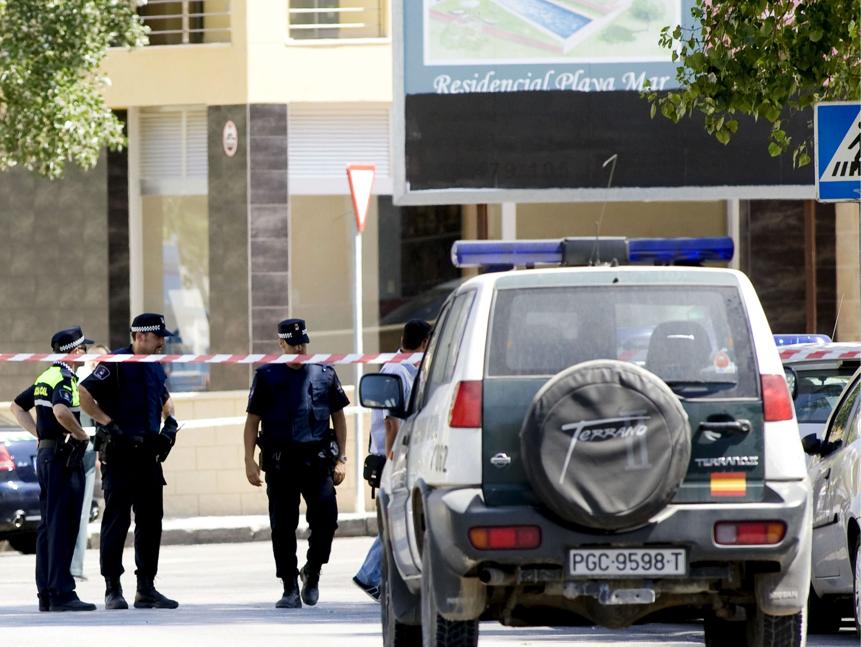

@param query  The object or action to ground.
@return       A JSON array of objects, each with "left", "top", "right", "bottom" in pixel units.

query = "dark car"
[{"left": 0, "top": 427, "right": 40, "bottom": 553}]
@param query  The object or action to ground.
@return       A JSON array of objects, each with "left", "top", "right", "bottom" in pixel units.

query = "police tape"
[
  {"left": 0, "top": 352, "right": 425, "bottom": 365},
  {"left": 779, "top": 347, "right": 861, "bottom": 361}
]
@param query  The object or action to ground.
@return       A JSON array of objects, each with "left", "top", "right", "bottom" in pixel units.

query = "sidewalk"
[{"left": 85, "top": 512, "right": 378, "bottom": 548}]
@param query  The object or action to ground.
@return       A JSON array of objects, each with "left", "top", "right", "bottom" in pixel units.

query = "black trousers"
[
  {"left": 99, "top": 448, "right": 165, "bottom": 580},
  {"left": 35, "top": 447, "right": 84, "bottom": 604},
  {"left": 265, "top": 451, "right": 338, "bottom": 580}
]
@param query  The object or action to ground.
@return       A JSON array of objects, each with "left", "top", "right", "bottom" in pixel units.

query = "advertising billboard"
[{"left": 395, "top": 0, "right": 814, "bottom": 204}]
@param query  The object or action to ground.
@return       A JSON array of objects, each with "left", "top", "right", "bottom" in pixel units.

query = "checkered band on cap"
[
  {"left": 57, "top": 336, "right": 86, "bottom": 352},
  {"left": 131, "top": 325, "right": 163, "bottom": 333},
  {"left": 278, "top": 328, "right": 308, "bottom": 339}
]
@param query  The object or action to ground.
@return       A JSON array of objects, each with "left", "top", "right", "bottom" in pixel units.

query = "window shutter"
[
  {"left": 288, "top": 105, "right": 390, "bottom": 188},
  {"left": 140, "top": 108, "right": 208, "bottom": 195}
]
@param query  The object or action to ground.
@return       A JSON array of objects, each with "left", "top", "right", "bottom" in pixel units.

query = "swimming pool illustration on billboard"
[{"left": 425, "top": 0, "right": 681, "bottom": 63}]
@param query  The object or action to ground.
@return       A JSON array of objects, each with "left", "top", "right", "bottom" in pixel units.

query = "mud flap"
[
  {"left": 427, "top": 533, "right": 486, "bottom": 622},
  {"left": 755, "top": 487, "right": 812, "bottom": 615}
]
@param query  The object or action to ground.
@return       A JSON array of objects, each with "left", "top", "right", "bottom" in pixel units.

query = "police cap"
[
  {"left": 51, "top": 326, "right": 95, "bottom": 353},
  {"left": 278, "top": 318, "right": 310, "bottom": 345},
  {"left": 130, "top": 312, "right": 175, "bottom": 337}
]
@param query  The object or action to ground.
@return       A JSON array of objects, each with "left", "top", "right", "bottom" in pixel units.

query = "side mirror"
[
  {"left": 801, "top": 433, "right": 821, "bottom": 456},
  {"left": 783, "top": 366, "right": 798, "bottom": 400},
  {"left": 359, "top": 373, "right": 406, "bottom": 419}
]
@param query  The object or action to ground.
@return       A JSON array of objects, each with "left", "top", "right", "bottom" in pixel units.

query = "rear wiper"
[{"left": 663, "top": 380, "right": 737, "bottom": 395}]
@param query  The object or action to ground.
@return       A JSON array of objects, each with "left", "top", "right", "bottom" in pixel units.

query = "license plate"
[{"left": 568, "top": 548, "right": 687, "bottom": 578}]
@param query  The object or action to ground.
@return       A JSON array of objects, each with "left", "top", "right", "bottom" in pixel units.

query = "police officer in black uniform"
[
  {"left": 244, "top": 318, "right": 349, "bottom": 608},
  {"left": 9, "top": 327, "right": 96, "bottom": 612},
  {"left": 78, "top": 313, "right": 180, "bottom": 611}
]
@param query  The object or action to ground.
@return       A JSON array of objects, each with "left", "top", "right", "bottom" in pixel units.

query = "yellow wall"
[
  {"left": 516, "top": 202, "right": 727, "bottom": 238},
  {"left": 102, "top": 0, "right": 392, "bottom": 108},
  {"left": 289, "top": 195, "right": 381, "bottom": 354}
]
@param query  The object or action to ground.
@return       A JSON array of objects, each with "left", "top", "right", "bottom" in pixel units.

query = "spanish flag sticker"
[{"left": 710, "top": 472, "right": 747, "bottom": 497}]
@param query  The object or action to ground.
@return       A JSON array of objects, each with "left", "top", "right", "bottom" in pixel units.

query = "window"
[
  {"left": 792, "top": 367, "right": 858, "bottom": 424},
  {"left": 139, "top": 0, "right": 231, "bottom": 46},
  {"left": 288, "top": 0, "right": 386, "bottom": 40},
  {"left": 139, "top": 107, "right": 210, "bottom": 391},
  {"left": 423, "top": 292, "right": 475, "bottom": 404},
  {"left": 825, "top": 379, "right": 861, "bottom": 445},
  {"left": 487, "top": 285, "right": 757, "bottom": 399}
]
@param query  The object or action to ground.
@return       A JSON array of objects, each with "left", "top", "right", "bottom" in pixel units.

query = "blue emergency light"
[
  {"left": 451, "top": 236, "right": 734, "bottom": 268},
  {"left": 773, "top": 334, "right": 832, "bottom": 347}
]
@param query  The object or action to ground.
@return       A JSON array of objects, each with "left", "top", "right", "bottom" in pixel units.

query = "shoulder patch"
[{"left": 92, "top": 365, "right": 111, "bottom": 381}]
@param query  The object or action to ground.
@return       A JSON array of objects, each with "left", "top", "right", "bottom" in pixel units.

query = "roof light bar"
[
  {"left": 773, "top": 334, "right": 832, "bottom": 347},
  {"left": 451, "top": 236, "right": 734, "bottom": 269},
  {"left": 451, "top": 240, "right": 563, "bottom": 268}
]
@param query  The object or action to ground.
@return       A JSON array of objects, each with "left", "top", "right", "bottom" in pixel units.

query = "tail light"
[
  {"left": 449, "top": 380, "right": 482, "bottom": 428},
  {"left": 761, "top": 374, "right": 793, "bottom": 421},
  {"left": 0, "top": 445, "right": 15, "bottom": 472},
  {"left": 714, "top": 521, "right": 786, "bottom": 545},
  {"left": 469, "top": 525, "right": 541, "bottom": 550}
]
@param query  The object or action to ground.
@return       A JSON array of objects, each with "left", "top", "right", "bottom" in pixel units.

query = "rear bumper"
[
  {"left": 425, "top": 480, "right": 810, "bottom": 617},
  {"left": 0, "top": 481, "right": 41, "bottom": 536}
]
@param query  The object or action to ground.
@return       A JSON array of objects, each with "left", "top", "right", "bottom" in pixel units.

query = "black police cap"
[
  {"left": 51, "top": 326, "right": 95, "bottom": 353},
  {"left": 278, "top": 318, "right": 310, "bottom": 345},
  {"left": 130, "top": 313, "right": 175, "bottom": 337}
]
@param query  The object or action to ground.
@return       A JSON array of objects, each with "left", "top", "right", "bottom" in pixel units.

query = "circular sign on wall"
[{"left": 222, "top": 120, "right": 238, "bottom": 157}]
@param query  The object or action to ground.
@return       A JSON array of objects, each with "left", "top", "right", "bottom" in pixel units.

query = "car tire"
[
  {"left": 420, "top": 532, "right": 478, "bottom": 647},
  {"left": 746, "top": 605, "right": 806, "bottom": 647},
  {"left": 382, "top": 536, "right": 421, "bottom": 647},
  {"left": 806, "top": 585, "right": 842, "bottom": 634},
  {"left": 520, "top": 359, "right": 691, "bottom": 531},
  {"left": 8, "top": 532, "right": 37, "bottom": 555}
]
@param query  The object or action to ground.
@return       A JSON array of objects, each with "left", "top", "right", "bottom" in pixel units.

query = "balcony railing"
[
  {"left": 139, "top": 0, "right": 231, "bottom": 46},
  {"left": 288, "top": 0, "right": 386, "bottom": 40}
]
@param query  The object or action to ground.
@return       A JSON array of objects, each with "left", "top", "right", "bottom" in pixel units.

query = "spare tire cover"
[{"left": 520, "top": 360, "right": 691, "bottom": 531}]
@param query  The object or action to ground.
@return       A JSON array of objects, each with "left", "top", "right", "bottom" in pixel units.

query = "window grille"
[
  {"left": 288, "top": 0, "right": 385, "bottom": 40},
  {"left": 139, "top": 0, "right": 231, "bottom": 45}
]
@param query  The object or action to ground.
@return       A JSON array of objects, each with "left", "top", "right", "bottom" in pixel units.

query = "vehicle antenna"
[
  {"left": 591, "top": 153, "right": 618, "bottom": 266},
  {"left": 831, "top": 293, "right": 844, "bottom": 340}
]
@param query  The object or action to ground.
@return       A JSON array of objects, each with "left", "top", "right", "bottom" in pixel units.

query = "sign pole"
[
  {"left": 346, "top": 163, "right": 376, "bottom": 516},
  {"left": 352, "top": 226, "right": 364, "bottom": 514}
]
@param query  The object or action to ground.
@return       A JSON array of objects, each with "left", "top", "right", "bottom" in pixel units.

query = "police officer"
[
  {"left": 9, "top": 327, "right": 96, "bottom": 612},
  {"left": 78, "top": 313, "right": 180, "bottom": 611},
  {"left": 244, "top": 318, "right": 349, "bottom": 608}
]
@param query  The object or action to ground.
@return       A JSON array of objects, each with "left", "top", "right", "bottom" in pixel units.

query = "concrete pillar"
[{"left": 835, "top": 202, "right": 861, "bottom": 341}]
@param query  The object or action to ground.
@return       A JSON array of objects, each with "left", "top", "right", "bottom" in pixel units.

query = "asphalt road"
[{"left": 0, "top": 537, "right": 857, "bottom": 647}]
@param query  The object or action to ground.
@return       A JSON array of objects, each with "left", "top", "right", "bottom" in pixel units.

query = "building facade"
[{"left": 0, "top": 0, "right": 858, "bottom": 399}]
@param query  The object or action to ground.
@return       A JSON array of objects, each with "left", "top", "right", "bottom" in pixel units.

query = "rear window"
[
  {"left": 792, "top": 366, "right": 858, "bottom": 423},
  {"left": 487, "top": 285, "right": 758, "bottom": 398}
]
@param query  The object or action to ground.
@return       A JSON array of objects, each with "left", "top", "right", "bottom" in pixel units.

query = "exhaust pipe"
[
  {"left": 12, "top": 510, "right": 26, "bottom": 529},
  {"left": 478, "top": 567, "right": 515, "bottom": 586}
]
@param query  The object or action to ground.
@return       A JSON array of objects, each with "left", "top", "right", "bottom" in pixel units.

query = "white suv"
[{"left": 360, "top": 237, "right": 811, "bottom": 647}]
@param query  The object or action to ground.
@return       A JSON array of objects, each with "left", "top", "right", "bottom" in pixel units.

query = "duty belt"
[{"left": 38, "top": 439, "right": 58, "bottom": 449}]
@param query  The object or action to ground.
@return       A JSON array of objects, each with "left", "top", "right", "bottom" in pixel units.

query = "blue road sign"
[{"left": 815, "top": 102, "right": 861, "bottom": 202}]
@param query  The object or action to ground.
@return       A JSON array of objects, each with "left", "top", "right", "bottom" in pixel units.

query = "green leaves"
[
  {"left": 0, "top": 0, "right": 147, "bottom": 178},
  {"left": 645, "top": 0, "right": 860, "bottom": 167}
]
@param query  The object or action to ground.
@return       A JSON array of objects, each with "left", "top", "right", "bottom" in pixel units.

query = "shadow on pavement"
[{"left": 0, "top": 602, "right": 377, "bottom": 628}]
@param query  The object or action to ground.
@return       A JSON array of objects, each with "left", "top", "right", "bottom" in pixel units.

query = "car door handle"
[{"left": 697, "top": 419, "right": 752, "bottom": 436}]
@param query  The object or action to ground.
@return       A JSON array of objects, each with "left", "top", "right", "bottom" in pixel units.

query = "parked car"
[
  {"left": 0, "top": 427, "right": 40, "bottom": 553},
  {"left": 779, "top": 340, "right": 861, "bottom": 439},
  {"left": 803, "top": 367, "right": 861, "bottom": 635},
  {"left": 361, "top": 237, "right": 811, "bottom": 647},
  {"left": 0, "top": 427, "right": 99, "bottom": 555}
]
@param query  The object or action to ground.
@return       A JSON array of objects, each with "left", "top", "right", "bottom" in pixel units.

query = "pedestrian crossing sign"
[{"left": 815, "top": 101, "right": 861, "bottom": 202}]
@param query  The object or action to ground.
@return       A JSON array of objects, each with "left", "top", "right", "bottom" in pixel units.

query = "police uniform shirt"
[
  {"left": 79, "top": 346, "right": 169, "bottom": 436},
  {"left": 247, "top": 364, "right": 350, "bottom": 445},
  {"left": 14, "top": 362, "right": 81, "bottom": 441}
]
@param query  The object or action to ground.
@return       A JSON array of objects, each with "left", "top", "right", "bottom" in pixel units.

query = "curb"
[{"left": 87, "top": 514, "right": 378, "bottom": 548}]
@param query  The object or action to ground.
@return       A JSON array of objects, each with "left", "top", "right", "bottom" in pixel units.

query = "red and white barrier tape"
[
  {"left": 0, "top": 352, "right": 424, "bottom": 365},
  {"left": 779, "top": 347, "right": 861, "bottom": 361}
]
